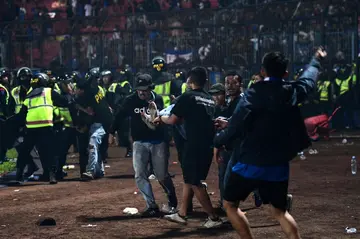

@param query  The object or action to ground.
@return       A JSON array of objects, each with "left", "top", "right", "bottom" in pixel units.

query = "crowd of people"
[
  {"left": 0, "top": 0, "right": 358, "bottom": 74},
  {"left": 0, "top": 47, "right": 328, "bottom": 238}
]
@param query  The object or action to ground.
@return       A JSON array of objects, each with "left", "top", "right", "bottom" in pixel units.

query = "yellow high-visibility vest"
[
  {"left": 54, "top": 83, "right": 61, "bottom": 94},
  {"left": 59, "top": 107, "right": 73, "bottom": 127},
  {"left": 53, "top": 106, "right": 63, "bottom": 124},
  {"left": 318, "top": 81, "right": 331, "bottom": 101},
  {"left": 108, "top": 81, "right": 131, "bottom": 93},
  {"left": 52, "top": 84, "right": 63, "bottom": 124},
  {"left": 23, "top": 87, "right": 54, "bottom": 128},
  {"left": 98, "top": 85, "right": 106, "bottom": 96},
  {"left": 11, "top": 86, "right": 23, "bottom": 114},
  {"left": 181, "top": 83, "right": 187, "bottom": 93},
  {"left": 0, "top": 83, "right": 9, "bottom": 117},
  {"left": 335, "top": 74, "right": 357, "bottom": 95},
  {"left": 154, "top": 81, "right": 171, "bottom": 107}
]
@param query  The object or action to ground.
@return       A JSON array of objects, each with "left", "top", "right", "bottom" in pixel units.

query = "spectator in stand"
[{"left": 84, "top": 1, "right": 93, "bottom": 17}]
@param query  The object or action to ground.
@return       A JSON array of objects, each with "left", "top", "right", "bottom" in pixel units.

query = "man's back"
[
  {"left": 239, "top": 80, "right": 311, "bottom": 165},
  {"left": 172, "top": 88, "right": 215, "bottom": 147}
]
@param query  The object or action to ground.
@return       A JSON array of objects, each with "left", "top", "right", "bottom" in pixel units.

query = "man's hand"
[
  {"left": 170, "top": 95, "right": 176, "bottom": 103},
  {"left": 153, "top": 116, "right": 162, "bottom": 125},
  {"left": 213, "top": 147, "right": 224, "bottom": 164},
  {"left": 315, "top": 46, "right": 327, "bottom": 60},
  {"left": 214, "top": 117, "right": 228, "bottom": 130}
]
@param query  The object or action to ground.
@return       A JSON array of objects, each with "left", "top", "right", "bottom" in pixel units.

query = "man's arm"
[
  {"left": 154, "top": 93, "right": 185, "bottom": 125},
  {"left": 293, "top": 48, "right": 327, "bottom": 104},
  {"left": 159, "top": 114, "right": 179, "bottom": 125},
  {"left": 51, "top": 90, "right": 72, "bottom": 107},
  {"left": 213, "top": 97, "right": 252, "bottom": 148}
]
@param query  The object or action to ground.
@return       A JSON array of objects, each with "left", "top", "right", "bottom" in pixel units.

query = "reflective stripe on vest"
[
  {"left": 108, "top": 83, "right": 119, "bottom": 93},
  {"left": 154, "top": 81, "right": 171, "bottom": 108},
  {"left": 23, "top": 88, "right": 54, "bottom": 128},
  {"left": 335, "top": 74, "right": 356, "bottom": 95},
  {"left": 109, "top": 81, "right": 131, "bottom": 93},
  {"left": 120, "top": 81, "right": 130, "bottom": 92},
  {"left": 59, "top": 107, "right": 73, "bottom": 127},
  {"left": 318, "top": 81, "right": 330, "bottom": 101},
  {"left": 54, "top": 83, "right": 61, "bottom": 94},
  {"left": 0, "top": 83, "right": 9, "bottom": 116},
  {"left": 98, "top": 86, "right": 106, "bottom": 96},
  {"left": 181, "top": 83, "right": 187, "bottom": 93}
]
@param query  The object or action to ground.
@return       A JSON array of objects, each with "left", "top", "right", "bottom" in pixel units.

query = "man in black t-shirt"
[
  {"left": 113, "top": 74, "right": 178, "bottom": 217},
  {"left": 155, "top": 67, "right": 223, "bottom": 228}
]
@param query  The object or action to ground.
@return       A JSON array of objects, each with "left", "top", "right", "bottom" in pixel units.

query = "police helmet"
[
  {"left": 17, "top": 67, "right": 33, "bottom": 87},
  {"left": 0, "top": 67, "right": 10, "bottom": 78},
  {"left": 71, "top": 71, "right": 82, "bottom": 83},
  {"left": 85, "top": 67, "right": 100, "bottom": 81},
  {"left": 58, "top": 73, "right": 73, "bottom": 84},
  {"left": 31, "top": 73, "right": 50, "bottom": 88},
  {"left": 101, "top": 70, "right": 112, "bottom": 76},
  {"left": 17, "top": 67, "right": 32, "bottom": 80},
  {"left": 175, "top": 70, "right": 186, "bottom": 82},
  {"left": 152, "top": 56, "right": 167, "bottom": 72}
]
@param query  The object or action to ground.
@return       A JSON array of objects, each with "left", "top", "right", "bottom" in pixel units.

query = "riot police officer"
[
  {"left": 15, "top": 73, "right": 72, "bottom": 184},
  {"left": 152, "top": 56, "right": 182, "bottom": 107},
  {"left": 0, "top": 67, "right": 13, "bottom": 162}
]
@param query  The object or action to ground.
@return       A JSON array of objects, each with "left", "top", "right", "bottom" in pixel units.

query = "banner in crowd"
[{"left": 165, "top": 50, "right": 193, "bottom": 64}]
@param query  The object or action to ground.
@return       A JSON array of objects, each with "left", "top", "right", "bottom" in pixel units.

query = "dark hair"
[
  {"left": 262, "top": 52, "right": 289, "bottom": 78},
  {"left": 187, "top": 66, "right": 208, "bottom": 87},
  {"left": 225, "top": 70, "right": 243, "bottom": 83}
]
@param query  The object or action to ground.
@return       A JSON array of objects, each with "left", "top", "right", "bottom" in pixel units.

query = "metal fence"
[{"left": 0, "top": 1, "right": 359, "bottom": 80}]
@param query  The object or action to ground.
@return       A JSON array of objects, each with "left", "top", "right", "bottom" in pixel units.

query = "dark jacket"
[
  {"left": 114, "top": 91, "right": 165, "bottom": 142},
  {"left": 214, "top": 58, "right": 321, "bottom": 166}
]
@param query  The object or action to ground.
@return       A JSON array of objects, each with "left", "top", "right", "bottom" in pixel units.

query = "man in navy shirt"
[{"left": 214, "top": 47, "right": 327, "bottom": 238}]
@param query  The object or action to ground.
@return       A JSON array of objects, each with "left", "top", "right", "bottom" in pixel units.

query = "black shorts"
[
  {"left": 181, "top": 145, "right": 213, "bottom": 185},
  {"left": 224, "top": 171, "right": 289, "bottom": 211}
]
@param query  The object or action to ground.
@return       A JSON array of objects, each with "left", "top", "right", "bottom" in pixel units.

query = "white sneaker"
[
  {"left": 164, "top": 213, "right": 187, "bottom": 225},
  {"left": 202, "top": 217, "right": 223, "bottom": 228},
  {"left": 161, "top": 204, "right": 178, "bottom": 214},
  {"left": 148, "top": 174, "right": 156, "bottom": 180}
]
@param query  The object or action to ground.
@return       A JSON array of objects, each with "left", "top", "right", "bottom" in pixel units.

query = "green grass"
[{"left": 0, "top": 161, "right": 16, "bottom": 175}]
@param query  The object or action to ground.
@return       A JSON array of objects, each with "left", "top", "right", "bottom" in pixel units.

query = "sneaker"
[
  {"left": 140, "top": 207, "right": 161, "bottom": 218},
  {"left": 202, "top": 217, "right": 223, "bottom": 228},
  {"left": 161, "top": 204, "right": 178, "bottom": 214},
  {"left": 253, "top": 191, "right": 263, "bottom": 207},
  {"left": 164, "top": 213, "right": 187, "bottom": 225},
  {"left": 286, "top": 194, "right": 293, "bottom": 212},
  {"left": 148, "top": 174, "right": 156, "bottom": 180},
  {"left": 82, "top": 172, "right": 94, "bottom": 180}
]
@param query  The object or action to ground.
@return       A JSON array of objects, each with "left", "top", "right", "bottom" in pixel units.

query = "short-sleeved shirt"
[{"left": 171, "top": 88, "right": 215, "bottom": 149}]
